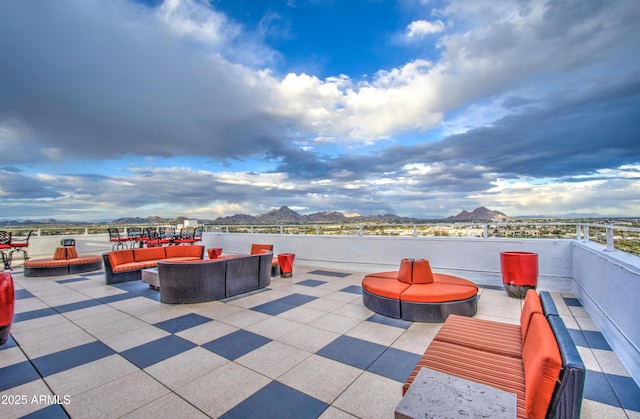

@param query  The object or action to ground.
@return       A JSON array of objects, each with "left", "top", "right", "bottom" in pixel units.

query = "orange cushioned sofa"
[
  {"left": 24, "top": 247, "right": 102, "bottom": 277},
  {"left": 362, "top": 258, "right": 478, "bottom": 322},
  {"left": 102, "top": 245, "right": 204, "bottom": 284},
  {"left": 401, "top": 290, "right": 585, "bottom": 419},
  {"left": 210, "top": 243, "right": 281, "bottom": 277},
  {"left": 250, "top": 243, "right": 280, "bottom": 276}
]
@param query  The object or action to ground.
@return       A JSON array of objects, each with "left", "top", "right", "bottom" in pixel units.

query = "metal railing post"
[
  {"left": 584, "top": 226, "right": 590, "bottom": 242},
  {"left": 413, "top": 224, "right": 417, "bottom": 237},
  {"left": 280, "top": 226, "right": 284, "bottom": 235},
  {"left": 315, "top": 225, "right": 319, "bottom": 236},
  {"left": 605, "top": 227, "right": 616, "bottom": 251},
  {"left": 576, "top": 224, "right": 581, "bottom": 240},
  {"left": 483, "top": 224, "right": 489, "bottom": 239},
  {"left": 359, "top": 225, "right": 363, "bottom": 237}
]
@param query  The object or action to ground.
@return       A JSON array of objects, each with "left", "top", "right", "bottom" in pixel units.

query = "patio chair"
[
  {"left": 159, "top": 226, "right": 177, "bottom": 240},
  {"left": 173, "top": 227, "right": 196, "bottom": 245},
  {"left": 127, "top": 227, "right": 144, "bottom": 248},
  {"left": 193, "top": 226, "right": 204, "bottom": 243},
  {"left": 144, "top": 227, "right": 171, "bottom": 247},
  {"left": 9, "top": 230, "right": 34, "bottom": 261},
  {"left": 108, "top": 228, "right": 131, "bottom": 250},
  {"left": 0, "top": 231, "right": 11, "bottom": 270}
]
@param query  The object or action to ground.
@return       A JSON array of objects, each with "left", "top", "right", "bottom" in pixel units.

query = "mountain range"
[
  {"left": 448, "top": 207, "right": 508, "bottom": 220},
  {"left": 0, "top": 206, "right": 513, "bottom": 225},
  {"left": 115, "top": 206, "right": 508, "bottom": 224},
  {"left": 210, "top": 206, "right": 422, "bottom": 224}
]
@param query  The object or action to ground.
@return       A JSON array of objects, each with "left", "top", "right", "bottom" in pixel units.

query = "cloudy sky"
[{"left": 1, "top": 0, "right": 639, "bottom": 221}]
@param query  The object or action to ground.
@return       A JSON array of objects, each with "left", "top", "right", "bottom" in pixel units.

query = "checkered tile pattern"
[{"left": 1, "top": 266, "right": 639, "bottom": 418}]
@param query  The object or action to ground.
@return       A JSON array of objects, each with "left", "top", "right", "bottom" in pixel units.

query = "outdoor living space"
[{"left": 2, "top": 261, "right": 640, "bottom": 419}]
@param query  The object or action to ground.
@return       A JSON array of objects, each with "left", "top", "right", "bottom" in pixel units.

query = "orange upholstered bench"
[
  {"left": 24, "top": 247, "right": 102, "bottom": 277},
  {"left": 361, "top": 258, "right": 478, "bottom": 322},
  {"left": 102, "top": 245, "right": 204, "bottom": 284},
  {"left": 401, "top": 290, "right": 586, "bottom": 419}
]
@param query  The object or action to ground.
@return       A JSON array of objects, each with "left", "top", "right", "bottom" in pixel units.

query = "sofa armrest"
[
  {"left": 540, "top": 291, "right": 560, "bottom": 317},
  {"left": 546, "top": 315, "right": 586, "bottom": 419}
]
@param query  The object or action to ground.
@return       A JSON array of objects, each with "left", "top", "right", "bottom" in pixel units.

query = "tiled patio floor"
[{"left": 1, "top": 265, "right": 639, "bottom": 418}]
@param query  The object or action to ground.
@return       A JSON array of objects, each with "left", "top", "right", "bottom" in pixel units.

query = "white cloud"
[
  {"left": 406, "top": 19, "right": 445, "bottom": 39},
  {"left": 479, "top": 169, "right": 640, "bottom": 216},
  {"left": 158, "top": 0, "right": 233, "bottom": 45},
  {"left": 261, "top": 0, "right": 640, "bottom": 149},
  {"left": 270, "top": 60, "right": 443, "bottom": 143}
]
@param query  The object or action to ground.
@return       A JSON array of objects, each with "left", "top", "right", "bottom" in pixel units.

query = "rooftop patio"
[{"left": 2, "top": 232, "right": 640, "bottom": 418}]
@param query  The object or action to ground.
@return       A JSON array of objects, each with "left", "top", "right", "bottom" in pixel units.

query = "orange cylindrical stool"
[
  {"left": 0, "top": 271, "right": 15, "bottom": 346},
  {"left": 277, "top": 253, "right": 295, "bottom": 278},
  {"left": 500, "top": 251, "right": 538, "bottom": 298}
]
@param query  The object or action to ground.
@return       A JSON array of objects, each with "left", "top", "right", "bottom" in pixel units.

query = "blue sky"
[{"left": 0, "top": 0, "right": 639, "bottom": 221}]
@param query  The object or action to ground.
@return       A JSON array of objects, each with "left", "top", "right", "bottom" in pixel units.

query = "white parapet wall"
[
  {"left": 572, "top": 241, "right": 640, "bottom": 387},
  {"left": 203, "top": 233, "right": 574, "bottom": 291}
]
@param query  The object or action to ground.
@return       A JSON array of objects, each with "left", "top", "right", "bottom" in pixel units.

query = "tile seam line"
[
  {"left": 561, "top": 291, "right": 633, "bottom": 413},
  {"left": 10, "top": 334, "right": 73, "bottom": 418},
  {"left": 15, "top": 275, "right": 210, "bottom": 418}
]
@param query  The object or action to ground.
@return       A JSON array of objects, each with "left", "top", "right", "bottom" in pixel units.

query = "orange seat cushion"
[
  {"left": 521, "top": 289, "right": 544, "bottom": 343},
  {"left": 404, "top": 340, "right": 526, "bottom": 418},
  {"left": 433, "top": 314, "right": 522, "bottom": 358},
  {"left": 362, "top": 275, "right": 411, "bottom": 299},
  {"left": 67, "top": 256, "right": 102, "bottom": 265},
  {"left": 112, "top": 261, "right": 158, "bottom": 272},
  {"left": 522, "top": 314, "right": 562, "bottom": 419},
  {"left": 107, "top": 250, "right": 134, "bottom": 268},
  {"left": 162, "top": 257, "right": 202, "bottom": 263},
  {"left": 433, "top": 273, "right": 478, "bottom": 288},
  {"left": 134, "top": 247, "right": 166, "bottom": 262},
  {"left": 400, "top": 283, "right": 478, "bottom": 303},
  {"left": 365, "top": 271, "right": 399, "bottom": 280}
]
